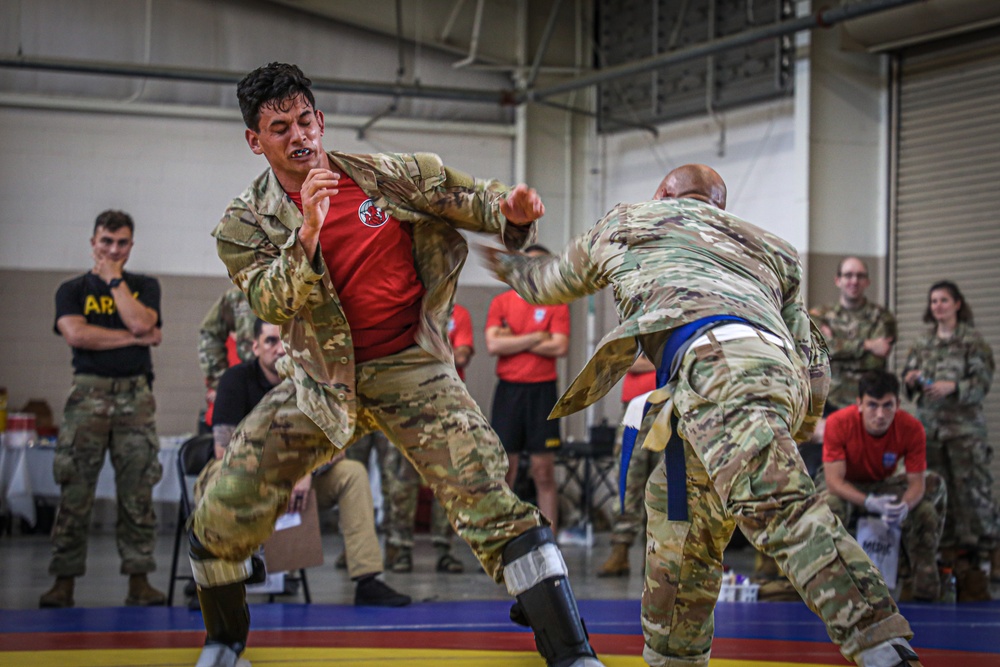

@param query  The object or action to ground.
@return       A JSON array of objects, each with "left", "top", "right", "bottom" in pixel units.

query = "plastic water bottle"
[{"left": 940, "top": 568, "right": 957, "bottom": 604}]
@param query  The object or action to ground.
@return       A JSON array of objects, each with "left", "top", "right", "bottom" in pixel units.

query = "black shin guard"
[
  {"left": 196, "top": 582, "right": 249, "bottom": 655},
  {"left": 502, "top": 527, "right": 599, "bottom": 667},
  {"left": 189, "top": 531, "right": 252, "bottom": 655}
]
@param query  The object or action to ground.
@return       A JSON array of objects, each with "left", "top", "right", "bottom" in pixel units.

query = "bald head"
[{"left": 654, "top": 164, "right": 727, "bottom": 210}]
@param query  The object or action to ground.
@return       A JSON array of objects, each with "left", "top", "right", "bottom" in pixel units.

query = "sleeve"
[
  {"left": 903, "top": 417, "right": 927, "bottom": 474},
  {"left": 410, "top": 153, "right": 535, "bottom": 252},
  {"left": 212, "top": 201, "right": 324, "bottom": 325},
  {"left": 550, "top": 304, "right": 571, "bottom": 337},
  {"left": 485, "top": 295, "right": 506, "bottom": 330},
  {"left": 53, "top": 279, "right": 82, "bottom": 335},
  {"left": 135, "top": 276, "right": 163, "bottom": 327},
  {"left": 956, "top": 335, "right": 995, "bottom": 407},
  {"left": 821, "top": 411, "right": 848, "bottom": 464},
  {"left": 198, "top": 295, "right": 234, "bottom": 388},
  {"left": 451, "top": 306, "right": 475, "bottom": 350},
  {"left": 879, "top": 308, "right": 898, "bottom": 342},
  {"left": 211, "top": 366, "right": 248, "bottom": 427},
  {"left": 901, "top": 341, "right": 925, "bottom": 402},
  {"left": 498, "top": 206, "right": 618, "bottom": 306}
]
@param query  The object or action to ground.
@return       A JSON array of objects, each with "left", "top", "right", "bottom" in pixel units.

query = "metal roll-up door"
[{"left": 891, "top": 29, "right": 1000, "bottom": 497}]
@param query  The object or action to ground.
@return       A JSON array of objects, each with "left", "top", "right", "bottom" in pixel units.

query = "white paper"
[{"left": 274, "top": 512, "right": 302, "bottom": 531}]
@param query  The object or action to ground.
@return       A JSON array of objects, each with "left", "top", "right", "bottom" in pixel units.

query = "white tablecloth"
[{"left": 0, "top": 436, "right": 183, "bottom": 527}]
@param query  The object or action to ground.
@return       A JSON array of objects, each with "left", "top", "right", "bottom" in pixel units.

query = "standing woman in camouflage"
[{"left": 902, "top": 281, "right": 997, "bottom": 598}]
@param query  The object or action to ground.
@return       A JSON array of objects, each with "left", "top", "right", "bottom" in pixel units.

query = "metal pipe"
[
  {"left": 0, "top": 54, "right": 512, "bottom": 105},
  {"left": 526, "top": 0, "right": 564, "bottom": 89},
  {"left": 0, "top": 92, "right": 516, "bottom": 136},
  {"left": 453, "top": 0, "right": 485, "bottom": 68},
  {"left": 528, "top": 0, "right": 923, "bottom": 101},
  {"left": 537, "top": 98, "right": 659, "bottom": 137}
]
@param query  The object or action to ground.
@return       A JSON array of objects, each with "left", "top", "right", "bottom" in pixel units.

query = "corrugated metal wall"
[{"left": 891, "top": 29, "right": 1000, "bottom": 497}]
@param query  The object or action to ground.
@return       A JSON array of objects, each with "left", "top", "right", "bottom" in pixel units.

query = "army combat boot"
[
  {"left": 39, "top": 576, "right": 75, "bottom": 608},
  {"left": 597, "top": 543, "right": 630, "bottom": 577},
  {"left": 125, "top": 573, "right": 167, "bottom": 606}
]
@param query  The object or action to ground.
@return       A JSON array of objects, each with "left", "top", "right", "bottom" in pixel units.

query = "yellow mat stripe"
[{"left": 0, "top": 647, "right": 820, "bottom": 667}]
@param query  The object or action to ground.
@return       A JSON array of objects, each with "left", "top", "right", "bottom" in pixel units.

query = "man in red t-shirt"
[
  {"left": 487, "top": 246, "right": 571, "bottom": 532},
  {"left": 816, "top": 371, "right": 946, "bottom": 601}
]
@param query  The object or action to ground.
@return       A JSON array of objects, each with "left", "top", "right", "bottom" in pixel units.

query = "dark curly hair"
[
  {"left": 923, "top": 280, "right": 974, "bottom": 326},
  {"left": 857, "top": 370, "right": 899, "bottom": 400},
  {"left": 237, "top": 62, "right": 317, "bottom": 131},
  {"left": 93, "top": 209, "right": 134, "bottom": 235}
]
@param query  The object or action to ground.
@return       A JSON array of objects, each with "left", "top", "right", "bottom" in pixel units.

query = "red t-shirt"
[
  {"left": 288, "top": 175, "right": 424, "bottom": 363},
  {"left": 486, "top": 290, "right": 570, "bottom": 384},
  {"left": 822, "top": 405, "right": 927, "bottom": 483},
  {"left": 448, "top": 303, "right": 474, "bottom": 381},
  {"left": 622, "top": 370, "right": 657, "bottom": 403}
]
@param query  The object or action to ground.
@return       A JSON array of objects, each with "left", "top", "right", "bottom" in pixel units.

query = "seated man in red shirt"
[{"left": 816, "top": 370, "right": 946, "bottom": 601}]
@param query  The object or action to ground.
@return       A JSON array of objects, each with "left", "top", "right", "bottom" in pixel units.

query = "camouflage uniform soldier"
[
  {"left": 813, "top": 371, "right": 946, "bottom": 601},
  {"left": 810, "top": 257, "right": 896, "bottom": 411},
  {"left": 382, "top": 444, "right": 464, "bottom": 573},
  {"left": 198, "top": 286, "right": 257, "bottom": 393},
  {"left": 598, "top": 355, "right": 659, "bottom": 578},
  {"left": 902, "top": 280, "right": 997, "bottom": 599},
  {"left": 486, "top": 165, "right": 924, "bottom": 667},
  {"left": 188, "top": 63, "right": 603, "bottom": 667},
  {"left": 41, "top": 210, "right": 166, "bottom": 609}
]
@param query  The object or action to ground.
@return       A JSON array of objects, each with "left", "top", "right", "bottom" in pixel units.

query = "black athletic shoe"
[{"left": 354, "top": 577, "right": 411, "bottom": 607}]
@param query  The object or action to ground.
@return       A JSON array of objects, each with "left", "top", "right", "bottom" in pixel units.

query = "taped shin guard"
[
  {"left": 189, "top": 531, "right": 252, "bottom": 656},
  {"left": 502, "top": 527, "right": 603, "bottom": 667}
]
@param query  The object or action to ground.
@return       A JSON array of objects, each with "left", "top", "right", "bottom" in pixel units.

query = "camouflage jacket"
[
  {"left": 496, "top": 198, "right": 829, "bottom": 441},
  {"left": 197, "top": 286, "right": 256, "bottom": 389},
  {"left": 902, "top": 322, "right": 995, "bottom": 440},
  {"left": 809, "top": 300, "right": 896, "bottom": 409},
  {"left": 213, "top": 151, "right": 533, "bottom": 447}
]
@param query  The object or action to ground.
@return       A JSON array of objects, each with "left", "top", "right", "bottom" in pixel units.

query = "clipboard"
[{"left": 260, "top": 488, "right": 325, "bottom": 573}]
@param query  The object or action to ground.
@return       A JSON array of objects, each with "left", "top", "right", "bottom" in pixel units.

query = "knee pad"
[{"left": 188, "top": 530, "right": 264, "bottom": 588}]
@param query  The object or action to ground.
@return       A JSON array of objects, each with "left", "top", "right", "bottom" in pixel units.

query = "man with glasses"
[{"left": 811, "top": 257, "right": 897, "bottom": 412}]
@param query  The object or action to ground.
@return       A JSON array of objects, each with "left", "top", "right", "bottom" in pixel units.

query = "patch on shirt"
[
  {"left": 358, "top": 199, "right": 389, "bottom": 228},
  {"left": 882, "top": 452, "right": 898, "bottom": 469},
  {"left": 534, "top": 308, "right": 546, "bottom": 322}
]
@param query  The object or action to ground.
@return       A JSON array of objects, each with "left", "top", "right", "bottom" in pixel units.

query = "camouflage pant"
[
  {"left": 192, "top": 346, "right": 543, "bottom": 581},
  {"left": 382, "top": 443, "right": 456, "bottom": 550},
  {"left": 195, "top": 457, "right": 384, "bottom": 580},
  {"left": 641, "top": 335, "right": 910, "bottom": 666},
  {"left": 611, "top": 441, "right": 661, "bottom": 546},
  {"left": 50, "top": 375, "right": 162, "bottom": 577},
  {"left": 926, "top": 434, "right": 998, "bottom": 551},
  {"left": 814, "top": 468, "right": 947, "bottom": 589}
]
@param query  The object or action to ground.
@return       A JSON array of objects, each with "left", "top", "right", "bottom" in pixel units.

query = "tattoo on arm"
[{"left": 213, "top": 424, "right": 236, "bottom": 457}]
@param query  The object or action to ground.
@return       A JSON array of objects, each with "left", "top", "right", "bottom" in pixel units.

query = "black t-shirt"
[
  {"left": 213, "top": 360, "right": 276, "bottom": 426},
  {"left": 54, "top": 271, "right": 162, "bottom": 378}
]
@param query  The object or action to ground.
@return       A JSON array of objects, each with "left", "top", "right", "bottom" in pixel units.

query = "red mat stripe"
[{"left": 0, "top": 631, "right": 991, "bottom": 666}]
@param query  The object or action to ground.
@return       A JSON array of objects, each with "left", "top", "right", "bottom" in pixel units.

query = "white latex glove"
[
  {"left": 864, "top": 494, "right": 896, "bottom": 516},
  {"left": 883, "top": 501, "right": 909, "bottom": 527}
]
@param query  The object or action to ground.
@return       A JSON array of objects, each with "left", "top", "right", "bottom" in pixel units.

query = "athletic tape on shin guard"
[
  {"left": 190, "top": 556, "right": 253, "bottom": 588},
  {"left": 504, "top": 543, "right": 568, "bottom": 597}
]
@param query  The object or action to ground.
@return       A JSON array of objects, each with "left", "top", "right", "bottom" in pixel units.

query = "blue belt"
[{"left": 618, "top": 315, "right": 748, "bottom": 521}]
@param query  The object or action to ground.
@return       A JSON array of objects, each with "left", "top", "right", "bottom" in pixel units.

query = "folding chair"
[
  {"left": 166, "top": 433, "right": 214, "bottom": 606},
  {"left": 166, "top": 433, "right": 313, "bottom": 605}
]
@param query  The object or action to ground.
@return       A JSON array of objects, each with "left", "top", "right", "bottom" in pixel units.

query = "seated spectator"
[
  {"left": 815, "top": 371, "right": 946, "bottom": 601},
  {"left": 196, "top": 318, "right": 410, "bottom": 607}
]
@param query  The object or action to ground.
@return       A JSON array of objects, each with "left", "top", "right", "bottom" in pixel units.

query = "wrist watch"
[{"left": 108, "top": 277, "right": 124, "bottom": 289}]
